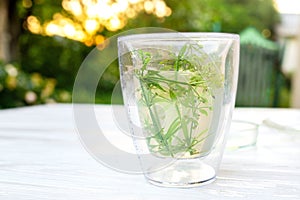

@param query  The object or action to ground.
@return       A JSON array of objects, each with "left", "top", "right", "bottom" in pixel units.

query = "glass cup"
[
  {"left": 226, "top": 120, "right": 259, "bottom": 150},
  {"left": 118, "top": 32, "right": 240, "bottom": 187}
]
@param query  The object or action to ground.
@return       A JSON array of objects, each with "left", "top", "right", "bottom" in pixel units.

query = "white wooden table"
[{"left": 0, "top": 104, "right": 300, "bottom": 200}]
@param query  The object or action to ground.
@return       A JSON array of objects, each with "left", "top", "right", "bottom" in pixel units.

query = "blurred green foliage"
[
  {"left": 19, "top": 34, "right": 91, "bottom": 91},
  {"left": 126, "top": 0, "right": 278, "bottom": 33},
  {"left": 0, "top": 0, "right": 280, "bottom": 108},
  {"left": 0, "top": 61, "right": 72, "bottom": 108}
]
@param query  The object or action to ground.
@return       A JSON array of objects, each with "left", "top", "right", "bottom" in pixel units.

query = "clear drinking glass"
[
  {"left": 226, "top": 120, "right": 259, "bottom": 150},
  {"left": 118, "top": 32, "right": 239, "bottom": 187}
]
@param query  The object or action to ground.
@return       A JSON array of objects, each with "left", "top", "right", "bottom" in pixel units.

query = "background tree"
[
  {"left": 126, "top": 0, "right": 278, "bottom": 35},
  {"left": 0, "top": 0, "right": 280, "bottom": 108},
  {"left": 0, "top": 0, "right": 20, "bottom": 62}
]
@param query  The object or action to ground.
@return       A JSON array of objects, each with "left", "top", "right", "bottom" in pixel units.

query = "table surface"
[{"left": 0, "top": 104, "right": 300, "bottom": 200}]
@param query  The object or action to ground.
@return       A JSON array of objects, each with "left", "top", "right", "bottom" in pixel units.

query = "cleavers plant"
[{"left": 132, "top": 42, "right": 224, "bottom": 158}]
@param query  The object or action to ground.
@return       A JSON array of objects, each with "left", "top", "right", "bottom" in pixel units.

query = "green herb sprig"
[{"left": 132, "top": 43, "right": 223, "bottom": 158}]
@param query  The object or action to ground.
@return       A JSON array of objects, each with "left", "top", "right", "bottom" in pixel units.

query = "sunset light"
[
  {"left": 25, "top": 0, "right": 171, "bottom": 46},
  {"left": 273, "top": 0, "right": 300, "bottom": 14}
]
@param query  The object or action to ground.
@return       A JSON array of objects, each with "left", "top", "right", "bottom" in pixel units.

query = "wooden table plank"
[{"left": 0, "top": 104, "right": 299, "bottom": 199}]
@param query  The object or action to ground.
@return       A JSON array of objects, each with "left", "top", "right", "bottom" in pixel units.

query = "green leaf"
[
  {"left": 152, "top": 96, "right": 170, "bottom": 104},
  {"left": 178, "top": 44, "right": 188, "bottom": 58},
  {"left": 199, "top": 109, "right": 208, "bottom": 116},
  {"left": 147, "top": 70, "right": 159, "bottom": 75},
  {"left": 165, "top": 117, "right": 181, "bottom": 140},
  {"left": 150, "top": 82, "right": 166, "bottom": 92},
  {"left": 169, "top": 89, "right": 176, "bottom": 100}
]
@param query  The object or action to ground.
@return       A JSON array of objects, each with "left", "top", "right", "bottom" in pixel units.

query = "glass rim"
[
  {"left": 231, "top": 120, "right": 259, "bottom": 130},
  {"left": 118, "top": 32, "right": 240, "bottom": 42}
]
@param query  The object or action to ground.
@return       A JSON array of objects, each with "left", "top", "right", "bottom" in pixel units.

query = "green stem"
[
  {"left": 142, "top": 76, "right": 190, "bottom": 86},
  {"left": 189, "top": 110, "right": 195, "bottom": 146},
  {"left": 139, "top": 79, "right": 174, "bottom": 157},
  {"left": 174, "top": 102, "right": 190, "bottom": 147}
]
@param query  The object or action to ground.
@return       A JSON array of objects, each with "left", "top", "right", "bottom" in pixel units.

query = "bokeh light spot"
[
  {"left": 25, "top": 0, "right": 172, "bottom": 45},
  {"left": 27, "top": 16, "right": 41, "bottom": 34}
]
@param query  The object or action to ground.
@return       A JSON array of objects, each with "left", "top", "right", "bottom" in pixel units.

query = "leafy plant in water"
[{"left": 132, "top": 42, "right": 223, "bottom": 158}]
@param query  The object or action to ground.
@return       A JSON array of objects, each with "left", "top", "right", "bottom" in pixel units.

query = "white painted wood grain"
[{"left": 0, "top": 104, "right": 299, "bottom": 200}]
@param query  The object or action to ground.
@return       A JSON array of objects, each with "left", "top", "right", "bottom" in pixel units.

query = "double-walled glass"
[{"left": 118, "top": 32, "right": 239, "bottom": 187}]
